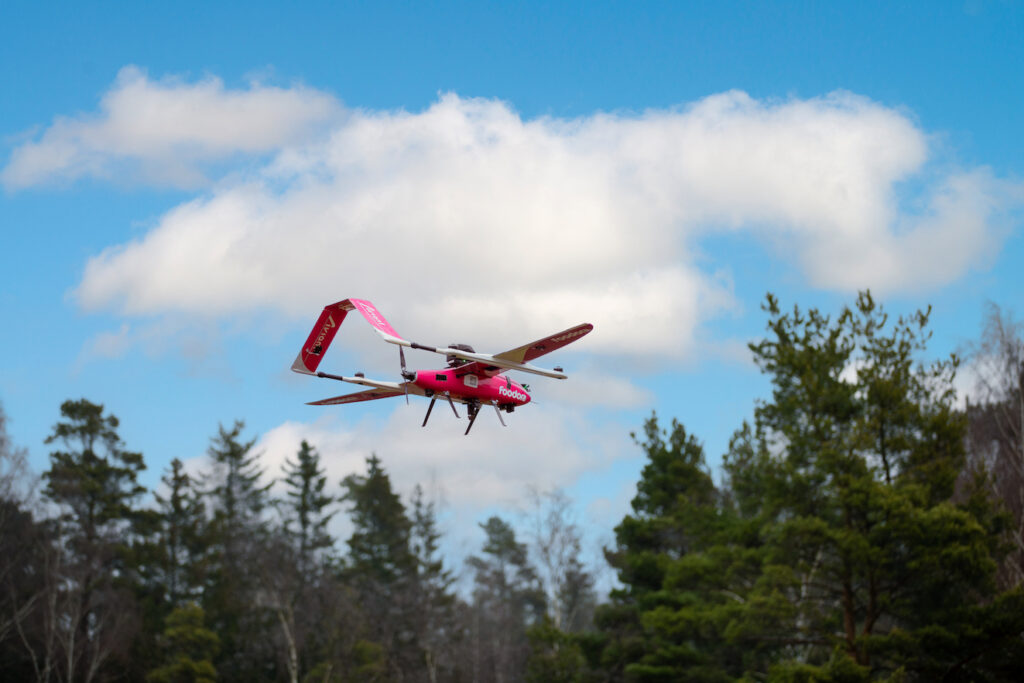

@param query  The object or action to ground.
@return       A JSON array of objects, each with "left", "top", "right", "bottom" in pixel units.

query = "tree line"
[{"left": 2, "top": 292, "right": 1023, "bottom": 682}]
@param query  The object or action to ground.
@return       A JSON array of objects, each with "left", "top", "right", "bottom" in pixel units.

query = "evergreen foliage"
[
  {"left": 202, "top": 420, "right": 275, "bottom": 681},
  {"left": 43, "top": 398, "right": 146, "bottom": 546},
  {"left": 591, "top": 292, "right": 1024, "bottom": 681},
  {"left": 146, "top": 603, "right": 220, "bottom": 683},
  {"left": 342, "top": 454, "right": 415, "bottom": 584},
  {"left": 268, "top": 441, "right": 336, "bottom": 683},
  {"left": 409, "top": 483, "right": 460, "bottom": 681},
  {"left": 467, "top": 516, "right": 547, "bottom": 681},
  {"left": 154, "top": 458, "right": 208, "bottom": 606},
  {"left": 40, "top": 398, "right": 148, "bottom": 681},
  {"left": 341, "top": 454, "right": 423, "bottom": 677},
  {"left": 280, "top": 440, "right": 336, "bottom": 571},
  {"left": 3, "top": 292, "right": 1023, "bottom": 681}
]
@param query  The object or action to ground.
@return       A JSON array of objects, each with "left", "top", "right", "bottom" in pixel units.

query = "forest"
[{"left": 2, "top": 292, "right": 1023, "bottom": 682}]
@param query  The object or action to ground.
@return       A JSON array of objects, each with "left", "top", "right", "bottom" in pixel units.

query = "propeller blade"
[
  {"left": 398, "top": 347, "right": 415, "bottom": 404},
  {"left": 422, "top": 396, "right": 437, "bottom": 427},
  {"left": 493, "top": 403, "right": 506, "bottom": 427},
  {"left": 399, "top": 346, "right": 415, "bottom": 381}
]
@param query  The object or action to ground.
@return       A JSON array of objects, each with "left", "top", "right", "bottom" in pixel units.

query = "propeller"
[{"left": 399, "top": 347, "right": 415, "bottom": 405}]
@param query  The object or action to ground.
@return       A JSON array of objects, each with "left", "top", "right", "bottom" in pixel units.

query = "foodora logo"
[{"left": 499, "top": 385, "right": 528, "bottom": 402}]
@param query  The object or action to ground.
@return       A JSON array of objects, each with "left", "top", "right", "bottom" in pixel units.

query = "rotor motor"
[{"left": 446, "top": 343, "right": 475, "bottom": 368}]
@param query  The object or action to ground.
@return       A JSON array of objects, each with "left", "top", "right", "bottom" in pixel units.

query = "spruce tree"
[
  {"left": 146, "top": 602, "right": 220, "bottom": 683},
  {"left": 467, "top": 516, "right": 547, "bottom": 682},
  {"left": 409, "top": 483, "right": 458, "bottom": 681},
  {"left": 595, "top": 414, "right": 737, "bottom": 681},
  {"left": 341, "top": 454, "right": 418, "bottom": 676},
  {"left": 154, "top": 458, "right": 208, "bottom": 607},
  {"left": 272, "top": 440, "right": 336, "bottom": 683},
  {"left": 342, "top": 454, "right": 415, "bottom": 583},
  {"left": 202, "top": 420, "right": 274, "bottom": 681},
  {"left": 280, "top": 439, "right": 335, "bottom": 574}
]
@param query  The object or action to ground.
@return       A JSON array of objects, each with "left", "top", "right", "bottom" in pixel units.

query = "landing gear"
[
  {"left": 421, "top": 391, "right": 460, "bottom": 427},
  {"left": 464, "top": 400, "right": 481, "bottom": 435},
  {"left": 420, "top": 395, "right": 511, "bottom": 435}
]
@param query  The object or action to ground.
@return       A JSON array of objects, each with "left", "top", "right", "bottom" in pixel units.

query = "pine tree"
[
  {"left": 43, "top": 398, "right": 146, "bottom": 547},
  {"left": 280, "top": 440, "right": 336, "bottom": 574},
  {"left": 206, "top": 421, "right": 270, "bottom": 544},
  {"left": 129, "top": 457, "right": 209, "bottom": 677},
  {"left": 729, "top": 292, "right": 1015, "bottom": 679},
  {"left": 595, "top": 414, "right": 737, "bottom": 681},
  {"left": 341, "top": 454, "right": 419, "bottom": 677},
  {"left": 146, "top": 602, "right": 219, "bottom": 683},
  {"left": 41, "top": 398, "right": 147, "bottom": 682},
  {"left": 594, "top": 293, "right": 1024, "bottom": 680},
  {"left": 269, "top": 440, "right": 336, "bottom": 683},
  {"left": 342, "top": 454, "right": 414, "bottom": 583},
  {"left": 201, "top": 420, "right": 274, "bottom": 681},
  {"left": 726, "top": 293, "right": 1024, "bottom": 678},
  {"left": 154, "top": 458, "right": 208, "bottom": 607},
  {"left": 467, "top": 516, "right": 547, "bottom": 683},
  {"left": 409, "top": 484, "right": 458, "bottom": 682}
]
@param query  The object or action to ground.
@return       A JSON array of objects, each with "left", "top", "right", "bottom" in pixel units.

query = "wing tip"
[{"left": 291, "top": 353, "right": 315, "bottom": 375}]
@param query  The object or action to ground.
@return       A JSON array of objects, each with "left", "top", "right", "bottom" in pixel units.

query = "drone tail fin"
[
  {"left": 291, "top": 301, "right": 352, "bottom": 375},
  {"left": 292, "top": 298, "right": 408, "bottom": 374},
  {"left": 347, "top": 299, "right": 406, "bottom": 345}
]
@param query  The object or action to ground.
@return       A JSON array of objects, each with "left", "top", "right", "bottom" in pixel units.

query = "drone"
[{"left": 291, "top": 298, "right": 593, "bottom": 435}]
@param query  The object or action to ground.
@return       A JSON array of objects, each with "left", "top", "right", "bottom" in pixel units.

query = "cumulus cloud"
[
  {"left": 2, "top": 66, "right": 340, "bottom": 188},
  {"left": 161, "top": 406, "right": 635, "bottom": 568},
  {"left": 542, "top": 366, "right": 654, "bottom": 409},
  {"left": 7, "top": 70, "right": 1014, "bottom": 371},
  {"left": 30, "top": 71, "right": 1019, "bottom": 560},
  {"left": 247, "top": 406, "right": 631, "bottom": 533}
]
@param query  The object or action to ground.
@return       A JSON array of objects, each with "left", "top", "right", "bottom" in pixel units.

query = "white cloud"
[
  {"left": 542, "top": 367, "right": 653, "bottom": 409},
  {"left": 239, "top": 406, "right": 633, "bottom": 553},
  {"left": 2, "top": 66, "right": 340, "bottom": 189},
  {"left": 158, "top": 404, "right": 636, "bottom": 575},
  {"left": 79, "top": 323, "right": 133, "bottom": 360},
  {"left": 8, "top": 71, "right": 1013, "bottom": 365}
]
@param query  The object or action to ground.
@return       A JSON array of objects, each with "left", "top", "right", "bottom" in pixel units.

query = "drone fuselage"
[{"left": 413, "top": 368, "right": 530, "bottom": 410}]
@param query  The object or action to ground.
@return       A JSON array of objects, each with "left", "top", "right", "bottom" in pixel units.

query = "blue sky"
[{"left": 3, "top": 1, "right": 1023, "bottom": 561}]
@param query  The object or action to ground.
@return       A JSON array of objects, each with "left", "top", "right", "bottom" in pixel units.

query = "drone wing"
[
  {"left": 292, "top": 298, "right": 592, "bottom": 380},
  {"left": 494, "top": 323, "right": 594, "bottom": 363},
  {"left": 292, "top": 301, "right": 352, "bottom": 374},
  {"left": 307, "top": 387, "right": 404, "bottom": 406},
  {"left": 454, "top": 323, "right": 595, "bottom": 378}
]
